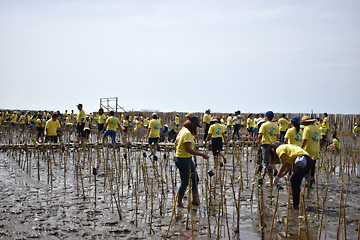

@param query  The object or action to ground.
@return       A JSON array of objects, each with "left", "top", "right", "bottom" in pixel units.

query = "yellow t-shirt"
[
  {"left": 144, "top": 119, "right": 149, "bottom": 127},
  {"left": 320, "top": 127, "right": 327, "bottom": 136},
  {"left": 323, "top": 117, "right": 329, "bottom": 130},
  {"left": 247, "top": 118, "right": 253, "bottom": 129},
  {"left": 333, "top": 138, "right": 342, "bottom": 151},
  {"left": 259, "top": 121, "right": 280, "bottom": 144},
  {"left": 176, "top": 127, "right": 195, "bottom": 158},
  {"left": 226, "top": 116, "right": 232, "bottom": 126},
  {"left": 149, "top": 119, "right": 161, "bottom": 138},
  {"left": 70, "top": 112, "right": 75, "bottom": 119},
  {"left": 0, "top": 117, "right": 3, "bottom": 126},
  {"left": 19, "top": 115, "right": 26, "bottom": 124},
  {"left": 354, "top": 126, "right": 359, "bottom": 132},
  {"left": 106, "top": 116, "right": 120, "bottom": 131},
  {"left": 303, "top": 124, "right": 320, "bottom": 160},
  {"left": 98, "top": 114, "right": 106, "bottom": 124},
  {"left": 77, "top": 109, "right": 85, "bottom": 123},
  {"left": 35, "top": 119, "right": 42, "bottom": 128},
  {"left": 63, "top": 112, "right": 68, "bottom": 118},
  {"left": 276, "top": 144, "right": 310, "bottom": 164},
  {"left": 136, "top": 120, "right": 143, "bottom": 129},
  {"left": 203, "top": 114, "right": 211, "bottom": 124},
  {"left": 123, "top": 120, "right": 129, "bottom": 127},
  {"left": 284, "top": 127, "right": 303, "bottom": 147},
  {"left": 278, "top": 118, "right": 289, "bottom": 131},
  {"left": 45, "top": 119, "right": 61, "bottom": 136},
  {"left": 254, "top": 118, "right": 258, "bottom": 129},
  {"left": 208, "top": 123, "right": 224, "bottom": 138},
  {"left": 11, "top": 114, "right": 18, "bottom": 123},
  {"left": 175, "top": 116, "right": 180, "bottom": 125}
]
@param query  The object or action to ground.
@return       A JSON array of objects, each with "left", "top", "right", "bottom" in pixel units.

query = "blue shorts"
[
  {"left": 148, "top": 137, "right": 160, "bottom": 145},
  {"left": 254, "top": 128, "right": 259, "bottom": 134},
  {"left": 227, "top": 125, "right": 232, "bottom": 131},
  {"left": 103, "top": 130, "right": 117, "bottom": 143},
  {"left": 137, "top": 127, "right": 143, "bottom": 132}
]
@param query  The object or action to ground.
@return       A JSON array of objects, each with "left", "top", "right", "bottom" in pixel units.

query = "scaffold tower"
[{"left": 100, "top": 97, "right": 126, "bottom": 113}]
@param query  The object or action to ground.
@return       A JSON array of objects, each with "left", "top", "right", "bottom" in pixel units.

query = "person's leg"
[
  {"left": 189, "top": 158, "right": 200, "bottom": 205},
  {"left": 175, "top": 157, "right": 191, "bottom": 206},
  {"left": 290, "top": 171, "right": 304, "bottom": 208},
  {"left": 261, "top": 144, "right": 271, "bottom": 175}
]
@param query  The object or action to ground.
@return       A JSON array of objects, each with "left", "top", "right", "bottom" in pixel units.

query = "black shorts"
[
  {"left": 247, "top": 127, "right": 253, "bottom": 133},
  {"left": 98, "top": 123, "right": 104, "bottom": 131},
  {"left": 123, "top": 126, "right": 128, "bottom": 133},
  {"left": 84, "top": 129, "right": 90, "bottom": 137},
  {"left": 47, "top": 136, "right": 58, "bottom": 143},
  {"left": 10, "top": 122, "right": 15, "bottom": 127},
  {"left": 211, "top": 137, "right": 223, "bottom": 156},
  {"left": 77, "top": 123, "right": 84, "bottom": 136}
]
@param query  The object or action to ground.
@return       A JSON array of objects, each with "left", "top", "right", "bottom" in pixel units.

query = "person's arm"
[
  {"left": 184, "top": 142, "right": 209, "bottom": 159},
  {"left": 102, "top": 122, "right": 108, "bottom": 132},
  {"left": 258, "top": 133, "right": 263, "bottom": 143},
  {"left": 276, "top": 154, "right": 291, "bottom": 178},
  {"left": 301, "top": 139, "right": 307, "bottom": 149},
  {"left": 284, "top": 138, "right": 289, "bottom": 144},
  {"left": 205, "top": 133, "right": 211, "bottom": 143},
  {"left": 222, "top": 132, "right": 226, "bottom": 145}
]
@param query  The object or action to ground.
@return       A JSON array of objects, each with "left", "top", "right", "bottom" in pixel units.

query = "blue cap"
[
  {"left": 188, "top": 115, "right": 202, "bottom": 128},
  {"left": 264, "top": 111, "right": 274, "bottom": 119},
  {"left": 290, "top": 116, "right": 300, "bottom": 123}
]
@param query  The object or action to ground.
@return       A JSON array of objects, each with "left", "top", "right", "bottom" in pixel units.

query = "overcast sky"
[{"left": 1, "top": 0, "right": 359, "bottom": 114}]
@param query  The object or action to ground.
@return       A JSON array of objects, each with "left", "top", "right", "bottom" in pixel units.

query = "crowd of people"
[{"left": 0, "top": 106, "right": 358, "bottom": 210}]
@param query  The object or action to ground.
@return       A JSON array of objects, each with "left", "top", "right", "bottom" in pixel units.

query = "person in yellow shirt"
[
  {"left": 323, "top": 112, "right": 329, "bottom": 140},
  {"left": 102, "top": 111, "right": 121, "bottom": 144},
  {"left": 226, "top": 114, "right": 232, "bottom": 138},
  {"left": 19, "top": 112, "right": 27, "bottom": 130},
  {"left": 175, "top": 114, "right": 180, "bottom": 130},
  {"left": 10, "top": 111, "right": 18, "bottom": 127},
  {"left": 76, "top": 104, "right": 86, "bottom": 143},
  {"left": 247, "top": 114, "right": 254, "bottom": 142},
  {"left": 135, "top": 116, "right": 143, "bottom": 142},
  {"left": 278, "top": 114, "right": 289, "bottom": 143},
  {"left": 329, "top": 134, "right": 342, "bottom": 154},
  {"left": 301, "top": 116, "right": 320, "bottom": 186},
  {"left": 205, "top": 117, "right": 226, "bottom": 168},
  {"left": 268, "top": 142, "right": 314, "bottom": 209},
  {"left": 147, "top": 113, "right": 161, "bottom": 159},
  {"left": 70, "top": 110, "right": 75, "bottom": 120},
  {"left": 97, "top": 108, "right": 106, "bottom": 142},
  {"left": 83, "top": 116, "right": 91, "bottom": 141},
  {"left": 258, "top": 111, "right": 280, "bottom": 178},
  {"left": 284, "top": 116, "right": 302, "bottom": 147},
  {"left": 63, "top": 110, "right": 68, "bottom": 119},
  {"left": 122, "top": 115, "right": 130, "bottom": 143},
  {"left": 202, "top": 109, "right": 211, "bottom": 142},
  {"left": 175, "top": 115, "right": 209, "bottom": 207},
  {"left": 319, "top": 123, "right": 327, "bottom": 147},
  {"left": 143, "top": 117, "right": 149, "bottom": 129},
  {"left": 45, "top": 114, "right": 62, "bottom": 143},
  {"left": 353, "top": 123, "right": 359, "bottom": 138}
]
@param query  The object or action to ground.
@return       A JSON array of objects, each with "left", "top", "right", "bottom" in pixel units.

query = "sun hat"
[
  {"left": 210, "top": 116, "right": 220, "bottom": 123},
  {"left": 185, "top": 112, "right": 193, "bottom": 116},
  {"left": 152, "top": 112, "right": 157, "bottom": 117},
  {"left": 264, "top": 111, "right": 274, "bottom": 119},
  {"left": 188, "top": 115, "right": 202, "bottom": 128},
  {"left": 301, "top": 116, "right": 316, "bottom": 123},
  {"left": 77, "top": 103, "right": 83, "bottom": 107},
  {"left": 290, "top": 116, "right": 300, "bottom": 123}
]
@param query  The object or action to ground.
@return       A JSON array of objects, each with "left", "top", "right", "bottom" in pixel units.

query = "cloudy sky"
[{"left": 1, "top": 0, "right": 359, "bottom": 114}]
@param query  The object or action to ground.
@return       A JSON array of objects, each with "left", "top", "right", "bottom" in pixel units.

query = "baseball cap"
[
  {"left": 264, "top": 111, "right": 274, "bottom": 119},
  {"left": 188, "top": 115, "right": 202, "bottom": 128},
  {"left": 290, "top": 116, "right": 300, "bottom": 123},
  {"left": 186, "top": 112, "right": 193, "bottom": 117}
]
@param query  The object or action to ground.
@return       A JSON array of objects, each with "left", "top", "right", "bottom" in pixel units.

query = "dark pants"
[
  {"left": 204, "top": 124, "right": 210, "bottom": 141},
  {"left": 175, "top": 157, "right": 199, "bottom": 198},
  {"left": 290, "top": 155, "right": 314, "bottom": 207},
  {"left": 233, "top": 124, "right": 240, "bottom": 140},
  {"left": 211, "top": 137, "right": 223, "bottom": 156},
  {"left": 279, "top": 131, "right": 286, "bottom": 143}
]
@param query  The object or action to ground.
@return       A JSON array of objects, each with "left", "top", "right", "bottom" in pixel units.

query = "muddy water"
[{"left": 0, "top": 140, "right": 359, "bottom": 239}]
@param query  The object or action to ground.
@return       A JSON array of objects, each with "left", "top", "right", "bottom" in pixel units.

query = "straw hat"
[{"left": 301, "top": 116, "right": 316, "bottom": 123}]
